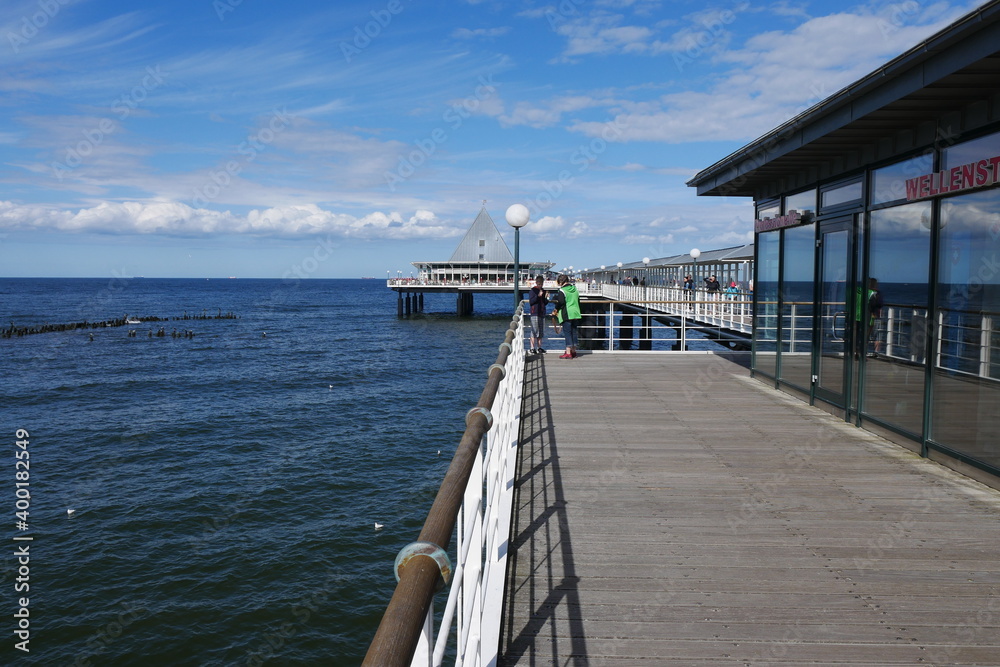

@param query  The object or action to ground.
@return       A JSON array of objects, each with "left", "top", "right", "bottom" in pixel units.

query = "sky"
[{"left": 0, "top": 0, "right": 988, "bottom": 278}]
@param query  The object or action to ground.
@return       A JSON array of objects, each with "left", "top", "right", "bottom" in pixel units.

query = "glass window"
[
  {"left": 932, "top": 188, "right": 1000, "bottom": 470},
  {"left": 821, "top": 180, "right": 863, "bottom": 209},
  {"left": 757, "top": 202, "right": 779, "bottom": 220},
  {"left": 754, "top": 231, "right": 780, "bottom": 377},
  {"left": 943, "top": 131, "right": 1000, "bottom": 169},
  {"left": 871, "top": 154, "right": 934, "bottom": 205},
  {"left": 784, "top": 189, "right": 816, "bottom": 216},
  {"left": 778, "top": 223, "right": 815, "bottom": 389},
  {"left": 861, "top": 203, "right": 932, "bottom": 437}
]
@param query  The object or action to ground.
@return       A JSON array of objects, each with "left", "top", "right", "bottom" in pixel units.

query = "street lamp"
[
  {"left": 689, "top": 248, "right": 701, "bottom": 313},
  {"left": 689, "top": 248, "right": 701, "bottom": 280},
  {"left": 505, "top": 204, "right": 530, "bottom": 311},
  {"left": 642, "top": 257, "right": 650, "bottom": 285},
  {"left": 617, "top": 261, "right": 623, "bottom": 284}
]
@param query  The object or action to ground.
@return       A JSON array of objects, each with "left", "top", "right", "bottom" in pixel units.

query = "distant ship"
[{"left": 360, "top": 276, "right": 376, "bottom": 279}]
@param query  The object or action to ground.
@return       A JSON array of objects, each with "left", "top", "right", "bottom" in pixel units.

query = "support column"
[
  {"left": 620, "top": 313, "right": 634, "bottom": 350},
  {"left": 456, "top": 292, "right": 474, "bottom": 316},
  {"left": 405, "top": 293, "right": 412, "bottom": 316},
  {"left": 639, "top": 313, "right": 652, "bottom": 350},
  {"left": 418, "top": 293, "right": 424, "bottom": 312},
  {"left": 397, "top": 291, "right": 403, "bottom": 317}
]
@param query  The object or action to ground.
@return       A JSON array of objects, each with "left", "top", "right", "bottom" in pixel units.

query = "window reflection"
[
  {"left": 779, "top": 223, "right": 815, "bottom": 389},
  {"left": 862, "top": 203, "right": 931, "bottom": 436},
  {"left": 933, "top": 189, "right": 1000, "bottom": 469},
  {"left": 871, "top": 154, "right": 934, "bottom": 205},
  {"left": 784, "top": 190, "right": 817, "bottom": 216},
  {"left": 755, "top": 231, "right": 780, "bottom": 377}
]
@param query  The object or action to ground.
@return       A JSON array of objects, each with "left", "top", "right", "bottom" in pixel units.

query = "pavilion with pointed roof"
[
  {"left": 388, "top": 205, "right": 554, "bottom": 316},
  {"left": 410, "top": 206, "right": 554, "bottom": 285}
]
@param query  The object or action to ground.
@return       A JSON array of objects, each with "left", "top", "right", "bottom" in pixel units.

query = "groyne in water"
[{"left": 2, "top": 310, "right": 239, "bottom": 339}]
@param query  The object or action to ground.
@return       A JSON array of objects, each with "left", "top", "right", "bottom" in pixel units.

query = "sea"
[{"left": 1, "top": 277, "right": 522, "bottom": 666}]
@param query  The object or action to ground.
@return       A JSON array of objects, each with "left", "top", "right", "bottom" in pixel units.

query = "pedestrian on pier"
[
  {"left": 549, "top": 274, "right": 582, "bottom": 359},
  {"left": 528, "top": 275, "right": 549, "bottom": 354},
  {"left": 683, "top": 274, "right": 695, "bottom": 309}
]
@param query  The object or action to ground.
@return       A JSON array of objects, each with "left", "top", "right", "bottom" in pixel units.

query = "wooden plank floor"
[{"left": 500, "top": 352, "right": 1000, "bottom": 666}]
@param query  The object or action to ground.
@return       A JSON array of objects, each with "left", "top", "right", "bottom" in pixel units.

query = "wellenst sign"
[{"left": 905, "top": 154, "right": 1000, "bottom": 201}]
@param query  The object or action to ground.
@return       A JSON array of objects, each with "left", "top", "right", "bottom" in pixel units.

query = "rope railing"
[{"left": 363, "top": 304, "right": 526, "bottom": 667}]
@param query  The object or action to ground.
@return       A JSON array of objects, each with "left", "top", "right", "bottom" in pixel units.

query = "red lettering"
[
  {"left": 959, "top": 164, "right": 974, "bottom": 190},
  {"left": 975, "top": 159, "right": 990, "bottom": 187},
  {"left": 906, "top": 155, "right": 1000, "bottom": 200},
  {"left": 989, "top": 156, "right": 1000, "bottom": 184},
  {"left": 919, "top": 174, "right": 932, "bottom": 198}
]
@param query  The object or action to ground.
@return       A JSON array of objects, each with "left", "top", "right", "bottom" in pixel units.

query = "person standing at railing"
[
  {"left": 704, "top": 275, "right": 721, "bottom": 296},
  {"left": 684, "top": 274, "right": 694, "bottom": 310},
  {"left": 852, "top": 277, "right": 884, "bottom": 358},
  {"left": 528, "top": 275, "right": 549, "bottom": 355},
  {"left": 725, "top": 281, "right": 739, "bottom": 314},
  {"left": 549, "top": 274, "right": 582, "bottom": 359}
]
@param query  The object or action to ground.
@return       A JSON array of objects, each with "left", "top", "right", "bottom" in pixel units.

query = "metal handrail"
[{"left": 363, "top": 305, "right": 525, "bottom": 666}]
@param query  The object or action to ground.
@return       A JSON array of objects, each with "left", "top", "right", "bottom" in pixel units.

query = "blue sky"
[{"left": 0, "top": 0, "right": 987, "bottom": 278}]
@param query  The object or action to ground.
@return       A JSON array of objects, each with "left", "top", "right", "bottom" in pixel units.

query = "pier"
[{"left": 500, "top": 352, "right": 1000, "bottom": 664}]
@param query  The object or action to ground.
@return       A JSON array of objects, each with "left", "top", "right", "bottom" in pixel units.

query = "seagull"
[
  {"left": 374, "top": 522, "right": 384, "bottom": 531},
  {"left": 437, "top": 450, "right": 441, "bottom": 456},
  {"left": 67, "top": 509, "right": 76, "bottom": 517}
]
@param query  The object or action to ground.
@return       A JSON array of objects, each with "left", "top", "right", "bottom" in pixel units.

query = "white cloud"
[
  {"left": 529, "top": 215, "right": 567, "bottom": 233},
  {"left": 0, "top": 200, "right": 465, "bottom": 240},
  {"left": 452, "top": 27, "right": 510, "bottom": 39},
  {"left": 622, "top": 234, "right": 674, "bottom": 245},
  {"left": 554, "top": 16, "right": 654, "bottom": 60},
  {"left": 495, "top": 95, "right": 614, "bottom": 129},
  {"left": 565, "top": 4, "right": 980, "bottom": 143}
]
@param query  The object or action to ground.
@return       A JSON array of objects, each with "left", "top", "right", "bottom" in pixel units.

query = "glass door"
[{"left": 815, "top": 218, "right": 855, "bottom": 408}]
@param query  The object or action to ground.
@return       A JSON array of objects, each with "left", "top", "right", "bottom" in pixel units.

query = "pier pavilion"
[
  {"left": 388, "top": 206, "right": 554, "bottom": 316},
  {"left": 580, "top": 243, "right": 754, "bottom": 289},
  {"left": 688, "top": 1, "right": 1000, "bottom": 487}
]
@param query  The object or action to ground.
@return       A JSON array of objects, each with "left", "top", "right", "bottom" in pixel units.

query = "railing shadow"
[{"left": 500, "top": 353, "right": 588, "bottom": 666}]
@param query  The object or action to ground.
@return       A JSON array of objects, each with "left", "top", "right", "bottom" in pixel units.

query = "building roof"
[
  {"left": 687, "top": 0, "right": 1000, "bottom": 198},
  {"left": 584, "top": 243, "right": 754, "bottom": 273},
  {"left": 449, "top": 207, "right": 515, "bottom": 263}
]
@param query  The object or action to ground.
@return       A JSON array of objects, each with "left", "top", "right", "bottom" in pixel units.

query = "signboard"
[
  {"left": 754, "top": 210, "right": 803, "bottom": 233},
  {"left": 905, "top": 155, "right": 1000, "bottom": 201}
]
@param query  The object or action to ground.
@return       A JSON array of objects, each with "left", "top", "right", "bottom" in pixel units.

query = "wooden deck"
[{"left": 500, "top": 352, "right": 1000, "bottom": 666}]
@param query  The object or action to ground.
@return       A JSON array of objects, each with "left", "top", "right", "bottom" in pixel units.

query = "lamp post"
[
  {"left": 642, "top": 257, "right": 650, "bottom": 285},
  {"left": 505, "top": 204, "right": 530, "bottom": 312},
  {"left": 617, "top": 261, "right": 623, "bottom": 284},
  {"left": 689, "top": 248, "right": 701, "bottom": 314}
]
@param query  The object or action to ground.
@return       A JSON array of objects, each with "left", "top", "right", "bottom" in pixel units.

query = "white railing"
[
  {"left": 411, "top": 311, "right": 525, "bottom": 667},
  {"left": 756, "top": 301, "right": 1000, "bottom": 382},
  {"left": 598, "top": 284, "right": 753, "bottom": 334}
]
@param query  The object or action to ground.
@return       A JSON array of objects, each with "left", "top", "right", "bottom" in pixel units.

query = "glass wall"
[
  {"left": 871, "top": 153, "right": 933, "bottom": 205},
  {"left": 862, "top": 203, "right": 932, "bottom": 436},
  {"left": 779, "top": 223, "right": 816, "bottom": 389},
  {"left": 784, "top": 189, "right": 817, "bottom": 216},
  {"left": 932, "top": 187, "right": 1000, "bottom": 470},
  {"left": 749, "top": 125, "right": 1000, "bottom": 481},
  {"left": 755, "top": 231, "right": 780, "bottom": 377}
]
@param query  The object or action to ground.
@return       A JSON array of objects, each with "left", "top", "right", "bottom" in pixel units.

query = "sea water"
[{"left": 2, "top": 278, "right": 514, "bottom": 666}]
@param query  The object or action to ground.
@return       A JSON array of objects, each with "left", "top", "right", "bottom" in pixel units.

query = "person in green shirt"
[
  {"left": 548, "top": 274, "right": 582, "bottom": 359},
  {"left": 854, "top": 277, "right": 884, "bottom": 357}
]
